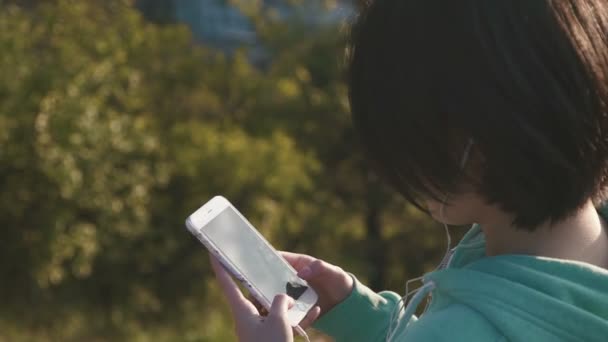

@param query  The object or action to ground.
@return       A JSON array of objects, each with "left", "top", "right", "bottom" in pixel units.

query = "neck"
[{"left": 479, "top": 200, "right": 608, "bottom": 268}]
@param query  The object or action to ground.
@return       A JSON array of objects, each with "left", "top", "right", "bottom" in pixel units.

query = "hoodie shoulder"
[{"left": 396, "top": 303, "right": 504, "bottom": 341}]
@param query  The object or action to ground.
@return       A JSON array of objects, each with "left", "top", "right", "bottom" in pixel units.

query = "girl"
[{"left": 211, "top": 0, "right": 608, "bottom": 341}]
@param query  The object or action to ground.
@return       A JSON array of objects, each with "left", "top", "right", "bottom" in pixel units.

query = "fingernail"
[{"left": 299, "top": 267, "right": 312, "bottom": 278}]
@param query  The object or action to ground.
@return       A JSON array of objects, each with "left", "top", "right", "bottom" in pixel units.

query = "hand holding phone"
[
  {"left": 280, "top": 251, "right": 354, "bottom": 318},
  {"left": 209, "top": 254, "right": 318, "bottom": 342}
]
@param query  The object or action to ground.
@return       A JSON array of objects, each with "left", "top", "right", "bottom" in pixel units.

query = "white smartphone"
[{"left": 185, "top": 195, "right": 318, "bottom": 326}]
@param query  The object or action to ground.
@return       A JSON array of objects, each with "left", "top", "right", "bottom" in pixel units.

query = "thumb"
[{"left": 267, "top": 294, "right": 293, "bottom": 322}]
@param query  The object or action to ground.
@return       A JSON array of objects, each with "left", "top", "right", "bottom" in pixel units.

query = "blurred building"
[
  {"left": 137, "top": 0, "right": 354, "bottom": 55},
  {"left": 175, "top": 0, "right": 257, "bottom": 50}
]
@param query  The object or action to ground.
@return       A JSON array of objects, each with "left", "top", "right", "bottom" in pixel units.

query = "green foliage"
[{"left": 0, "top": 1, "right": 459, "bottom": 341}]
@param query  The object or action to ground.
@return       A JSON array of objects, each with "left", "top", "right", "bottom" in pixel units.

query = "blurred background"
[{"left": 0, "top": 0, "right": 465, "bottom": 341}]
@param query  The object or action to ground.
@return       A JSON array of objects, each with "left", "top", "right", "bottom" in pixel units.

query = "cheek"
[
  {"left": 426, "top": 202, "right": 457, "bottom": 223},
  {"left": 426, "top": 198, "right": 480, "bottom": 225},
  {"left": 424, "top": 200, "right": 442, "bottom": 214}
]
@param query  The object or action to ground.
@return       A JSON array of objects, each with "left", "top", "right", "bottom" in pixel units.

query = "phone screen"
[{"left": 203, "top": 207, "right": 308, "bottom": 303}]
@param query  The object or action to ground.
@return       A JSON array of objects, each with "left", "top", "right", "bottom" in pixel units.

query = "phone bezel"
[{"left": 185, "top": 195, "right": 318, "bottom": 326}]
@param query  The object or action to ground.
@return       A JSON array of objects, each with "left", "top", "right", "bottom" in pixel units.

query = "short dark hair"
[{"left": 348, "top": 0, "right": 608, "bottom": 230}]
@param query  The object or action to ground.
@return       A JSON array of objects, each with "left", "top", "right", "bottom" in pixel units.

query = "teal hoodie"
[{"left": 314, "top": 217, "right": 608, "bottom": 341}]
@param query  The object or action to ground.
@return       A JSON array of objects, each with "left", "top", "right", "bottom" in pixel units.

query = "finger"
[
  {"left": 298, "top": 259, "right": 326, "bottom": 280},
  {"left": 247, "top": 293, "right": 268, "bottom": 316},
  {"left": 209, "top": 254, "right": 258, "bottom": 317},
  {"left": 298, "top": 305, "right": 321, "bottom": 329},
  {"left": 279, "top": 251, "right": 316, "bottom": 270},
  {"left": 267, "top": 294, "right": 293, "bottom": 322}
]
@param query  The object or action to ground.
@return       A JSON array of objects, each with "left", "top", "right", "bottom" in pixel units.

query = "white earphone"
[{"left": 385, "top": 138, "right": 475, "bottom": 341}]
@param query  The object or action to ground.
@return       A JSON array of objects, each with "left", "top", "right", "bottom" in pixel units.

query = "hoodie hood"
[{"left": 424, "top": 228, "right": 608, "bottom": 342}]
